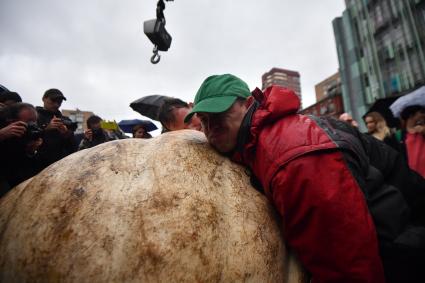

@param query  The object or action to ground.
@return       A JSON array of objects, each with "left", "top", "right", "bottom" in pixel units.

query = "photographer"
[
  {"left": 0, "top": 91, "right": 22, "bottom": 108},
  {"left": 79, "top": 115, "right": 123, "bottom": 150},
  {"left": 36, "top": 89, "right": 76, "bottom": 168},
  {"left": 0, "top": 103, "right": 43, "bottom": 196}
]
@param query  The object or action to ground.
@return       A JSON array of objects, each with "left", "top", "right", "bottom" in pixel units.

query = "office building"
[
  {"left": 333, "top": 0, "right": 425, "bottom": 123},
  {"left": 261, "top": 67, "right": 302, "bottom": 105}
]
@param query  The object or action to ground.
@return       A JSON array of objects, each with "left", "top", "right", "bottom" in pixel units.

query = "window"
[
  {"left": 364, "top": 74, "right": 370, "bottom": 87},
  {"left": 375, "top": 5, "right": 383, "bottom": 25}
]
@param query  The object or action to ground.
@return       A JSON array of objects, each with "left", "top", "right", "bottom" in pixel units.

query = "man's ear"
[{"left": 188, "top": 102, "right": 194, "bottom": 107}]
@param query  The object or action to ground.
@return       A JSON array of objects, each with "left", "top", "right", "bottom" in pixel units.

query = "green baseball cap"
[{"left": 184, "top": 74, "right": 251, "bottom": 123}]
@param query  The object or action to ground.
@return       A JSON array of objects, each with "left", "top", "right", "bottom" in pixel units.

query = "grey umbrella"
[
  {"left": 130, "top": 95, "right": 171, "bottom": 121},
  {"left": 390, "top": 86, "right": 425, "bottom": 118}
]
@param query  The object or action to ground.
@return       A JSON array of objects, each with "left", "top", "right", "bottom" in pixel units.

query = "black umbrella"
[
  {"left": 0, "top": 84, "right": 9, "bottom": 94},
  {"left": 363, "top": 96, "right": 401, "bottom": 128},
  {"left": 130, "top": 95, "right": 170, "bottom": 121}
]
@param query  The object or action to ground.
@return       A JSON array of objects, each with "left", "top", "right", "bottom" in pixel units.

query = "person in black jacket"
[
  {"left": 78, "top": 115, "right": 126, "bottom": 150},
  {"left": 0, "top": 91, "right": 22, "bottom": 108},
  {"left": 0, "top": 103, "right": 43, "bottom": 196},
  {"left": 36, "top": 89, "right": 76, "bottom": 168},
  {"left": 363, "top": 111, "right": 400, "bottom": 151}
]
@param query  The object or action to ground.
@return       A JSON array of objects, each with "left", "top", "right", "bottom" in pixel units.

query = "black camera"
[
  {"left": 144, "top": 19, "right": 172, "bottom": 51},
  {"left": 92, "top": 128, "right": 104, "bottom": 139},
  {"left": 24, "top": 122, "right": 43, "bottom": 141},
  {"left": 61, "top": 118, "right": 78, "bottom": 132}
]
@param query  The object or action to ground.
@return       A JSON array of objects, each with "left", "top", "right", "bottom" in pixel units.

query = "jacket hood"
[
  {"left": 232, "top": 86, "right": 300, "bottom": 165},
  {"left": 251, "top": 86, "right": 300, "bottom": 124}
]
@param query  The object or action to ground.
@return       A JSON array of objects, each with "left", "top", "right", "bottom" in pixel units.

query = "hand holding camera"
[
  {"left": 45, "top": 116, "right": 76, "bottom": 136},
  {"left": 0, "top": 120, "right": 43, "bottom": 155},
  {"left": 84, "top": 129, "right": 93, "bottom": 141},
  {"left": 45, "top": 116, "right": 64, "bottom": 131},
  {"left": 0, "top": 121, "right": 27, "bottom": 141}
]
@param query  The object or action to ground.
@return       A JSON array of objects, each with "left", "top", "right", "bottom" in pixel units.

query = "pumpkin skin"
[{"left": 0, "top": 130, "right": 306, "bottom": 283}]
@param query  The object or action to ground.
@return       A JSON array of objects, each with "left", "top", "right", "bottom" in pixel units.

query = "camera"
[
  {"left": 144, "top": 19, "right": 172, "bottom": 51},
  {"left": 92, "top": 128, "right": 104, "bottom": 140},
  {"left": 61, "top": 118, "right": 78, "bottom": 132},
  {"left": 24, "top": 122, "right": 43, "bottom": 141}
]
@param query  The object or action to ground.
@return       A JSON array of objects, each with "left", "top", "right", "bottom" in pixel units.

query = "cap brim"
[
  {"left": 48, "top": 95, "right": 66, "bottom": 101},
  {"left": 184, "top": 96, "right": 238, "bottom": 123}
]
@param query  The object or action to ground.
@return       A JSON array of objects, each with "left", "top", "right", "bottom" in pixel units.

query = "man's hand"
[
  {"left": 57, "top": 124, "right": 70, "bottom": 136},
  {"left": 84, "top": 129, "right": 93, "bottom": 141},
  {"left": 45, "top": 116, "right": 64, "bottom": 131},
  {"left": 0, "top": 121, "right": 27, "bottom": 141},
  {"left": 46, "top": 116, "right": 71, "bottom": 137}
]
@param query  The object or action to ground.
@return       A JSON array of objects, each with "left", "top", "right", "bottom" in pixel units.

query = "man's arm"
[
  {"left": 270, "top": 150, "right": 385, "bottom": 283},
  {"left": 78, "top": 137, "right": 92, "bottom": 150}
]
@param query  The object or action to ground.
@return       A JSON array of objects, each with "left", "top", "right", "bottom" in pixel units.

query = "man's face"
[
  {"left": 18, "top": 107, "right": 38, "bottom": 123},
  {"left": 89, "top": 121, "right": 102, "bottom": 131},
  {"left": 168, "top": 107, "right": 202, "bottom": 131},
  {"left": 2, "top": 99, "right": 18, "bottom": 107},
  {"left": 406, "top": 111, "right": 425, "bottom": 135},
  {"left": 43, "top": 97, "right": 63, "bottom": 112},
  {"left": 197, "top": 100, "right": 248, "bottom": 154}
]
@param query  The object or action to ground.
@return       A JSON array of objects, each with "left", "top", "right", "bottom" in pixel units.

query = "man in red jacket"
[{"left": 185, "top": 74, "right": 425, "bottom": 283}]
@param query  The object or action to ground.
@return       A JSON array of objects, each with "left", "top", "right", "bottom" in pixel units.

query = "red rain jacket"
[
  {"left": 406, "top": 132, "right": 425, "bottom": 178},
  {"left": 232, "top": 86, "right": 385, "bottom": 283}
]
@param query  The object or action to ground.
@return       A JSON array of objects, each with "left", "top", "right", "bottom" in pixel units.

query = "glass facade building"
[{"left": 333, "top": 0, "right": 425, "bottom": 124}]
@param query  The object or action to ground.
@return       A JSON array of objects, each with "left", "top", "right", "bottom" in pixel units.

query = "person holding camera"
[
  {"left": 36, "top": 89, "right": 76, "bottom": 169},
  {"left": 0, "top": 103, "right": 43, "bottom": 196},
  {"left": 79, "top": 115, "right": 123, "bottom": 150}
]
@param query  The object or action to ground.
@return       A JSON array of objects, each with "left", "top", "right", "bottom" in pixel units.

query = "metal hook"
[
  {"left": 151, "top": 53, "right": 160, "bottom": 64},
  {"left": 151, "top": 46, "right": 160, "bottom": 64}
]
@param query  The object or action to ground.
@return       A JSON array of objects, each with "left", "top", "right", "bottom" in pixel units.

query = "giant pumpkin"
[{"left": 0, "top": 131, "right": 306, "bottom": 282}]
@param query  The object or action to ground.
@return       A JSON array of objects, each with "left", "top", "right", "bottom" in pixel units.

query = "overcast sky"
[{"left": 1, "top": 0, "right": 346, "bottom": 125}]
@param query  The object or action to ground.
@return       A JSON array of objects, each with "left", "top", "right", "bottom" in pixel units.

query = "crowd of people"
[
  {"left": 0, "top": 85, "right": 204, "bottom": 196},
  {"left": 1, "top": 76, "right": 424, "bottom": 282},
  {"left": 339, "top": 106, "right": 425, "bottom": 178}
]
